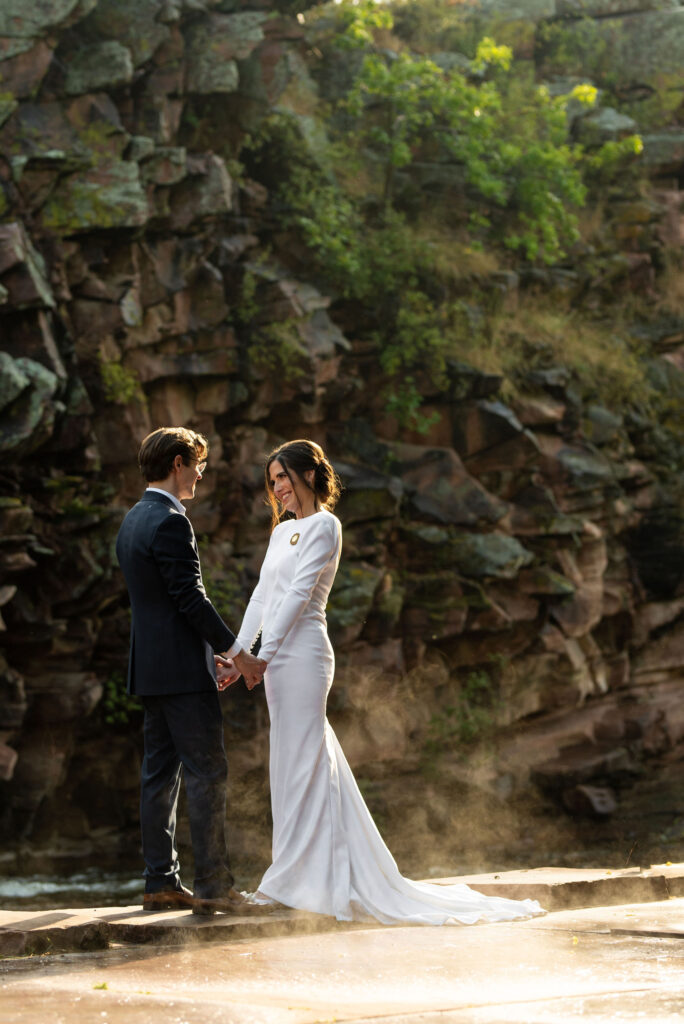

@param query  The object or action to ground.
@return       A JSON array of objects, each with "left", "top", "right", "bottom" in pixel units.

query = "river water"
[{"left": 0, "top": 868, "right": 141, "bottom": 908}]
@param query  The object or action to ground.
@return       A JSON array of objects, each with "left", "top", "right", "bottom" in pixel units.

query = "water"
[{"left": 0, "top": 868, "right": 142, "bottom": 908}]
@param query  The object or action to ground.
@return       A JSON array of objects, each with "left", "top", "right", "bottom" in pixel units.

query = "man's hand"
[
  {"left": 215, "top": 655, "right": 240, "bottom": 691},
  {"left": 233, "top": 649, "right": 267, "bottom": 690}
]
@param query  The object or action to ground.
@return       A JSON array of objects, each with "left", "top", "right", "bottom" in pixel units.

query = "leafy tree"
[
  {"left": 345, "top": 36, "right": 591, "bottom": 263},
  {"left": 242, "top": 3, "right": 644, "bottom": 429},
  {"left": 332, "top": 0, "right": 393, "bottom": 49}
]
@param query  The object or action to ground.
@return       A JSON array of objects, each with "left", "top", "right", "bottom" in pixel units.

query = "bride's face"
[{"left": 269, "top": 459, "right": 314, "bottom": 516}]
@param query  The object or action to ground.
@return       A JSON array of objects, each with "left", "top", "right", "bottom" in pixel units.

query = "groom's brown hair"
[{"left": 138, "top": 427, "right": 209, "bottom": 482}]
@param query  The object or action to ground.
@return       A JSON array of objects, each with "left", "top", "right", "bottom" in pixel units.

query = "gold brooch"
[{"left": 290, "top": 532, "right": 300, "bottom": 546}]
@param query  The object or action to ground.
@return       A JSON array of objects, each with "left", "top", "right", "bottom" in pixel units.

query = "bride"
[{"left": 236, "top": 439, "right": 543, "bottom": 925}]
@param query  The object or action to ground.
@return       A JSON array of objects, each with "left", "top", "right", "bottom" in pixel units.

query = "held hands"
[
  {"left": 233, "top": 649, "right": 267, "bottom": 690},
  {"left": 215, "top": 655, "right": 240, "bottom": 691}
]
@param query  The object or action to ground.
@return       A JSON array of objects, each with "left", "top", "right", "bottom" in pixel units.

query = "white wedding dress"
[{"left": 237, "top": 508, "right": 543, "bottom": 925}]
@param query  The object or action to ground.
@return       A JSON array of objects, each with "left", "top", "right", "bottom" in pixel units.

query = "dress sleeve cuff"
[{"left": 225, "top": 639, "right": 242, "bottom": 659}]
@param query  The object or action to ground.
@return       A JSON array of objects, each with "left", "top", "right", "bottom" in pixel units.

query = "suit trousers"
[{"left": 140, "top": 690, "right": 234, "bottom": 896}]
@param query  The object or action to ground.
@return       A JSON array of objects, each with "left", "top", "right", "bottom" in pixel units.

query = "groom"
[{"left": 116, "top": 426, "right": 266, "bottom": 914}]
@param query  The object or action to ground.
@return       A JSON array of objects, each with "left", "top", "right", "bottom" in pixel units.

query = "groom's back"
[
  {"left": 116, "top": 496, "right": 216, "bottom": 697},
  {"left": 117, "top": 496, "right": 176, "bottom": 587}
]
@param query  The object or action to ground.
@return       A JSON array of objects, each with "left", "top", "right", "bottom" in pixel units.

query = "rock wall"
[{"left": 0, "top": 0, "right": 683, "bottom": 874}]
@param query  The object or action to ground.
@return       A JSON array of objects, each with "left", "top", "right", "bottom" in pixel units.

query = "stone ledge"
[
  {"left": 519, "top": 896, "right": 684, "bottom": 939},
  {"left": 2, "top": 863, "right": 683, "bottom": 956},
  {"left": 0, "top": 905, "right": 359, "bottom": 957},
  {"left": 435, "top": 862, "right": 684, "bottom": 910}
]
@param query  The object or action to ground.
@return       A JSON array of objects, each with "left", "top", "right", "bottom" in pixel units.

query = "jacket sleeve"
[
  {"left": 152, "top": 512, "right": 236, "bottom": 653},
  {"left": 258, "top": 516, "right": 339, "bottom": 664}
]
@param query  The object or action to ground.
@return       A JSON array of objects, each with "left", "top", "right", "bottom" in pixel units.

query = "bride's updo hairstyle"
[{"left": 265, "top": 439, "right": 341, "bottom": 529}]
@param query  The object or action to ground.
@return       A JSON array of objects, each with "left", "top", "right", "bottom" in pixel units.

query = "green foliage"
[
  {"left": 585, "top": 135, "right": 644, "bottom": 184},
  {"left": 380, "top": 290, "right": 452, "bottom": 431},
  {"left": 242, "top": 5, "right": 658, "bottom": 428},
  {"left": 423, "top": 670, "right": 499, "bottom": 771},
  {"left": 570, "top": 83, "right": 598, "bottom": 108},
  {"left": 99, "top": 356, "right": 145, "bottom": 405},
  {"left": 233, "top": 269, "right": 259, "bottom": 325},
  {"left": 60, "top": 496, "right": 101, "bottom": 520},
  {"left": 390, "top": 0, "right": 493, "bottom": 57},
  {"left": 346, "top": 52, "right": 457, "bottom": 204},
  {"left": 102, "top": 671, "right": 140, "bottom": 727},
  {"left": 332, "top": 0, "right": 393, "bottom": 50},
  {"left": 249, "top": 320, "right": 309, "bottom": 382},
  {"left": 200, "top": 553, "right": 248, "bottom": 627},
  {"left": 613, "top": 71, "right": 684, "bottom": 133},
  {"left": 472, "top": 36, "right": 512, "bottom": 74},
  {"left": 280, "top": 163, "right": 367, "bottom": 295},
  {"left": 536, "top": 16, "right": 610, "bottom": 82},
  {"left": 344, "top": 32, "right": 587, "bottom": 261}
]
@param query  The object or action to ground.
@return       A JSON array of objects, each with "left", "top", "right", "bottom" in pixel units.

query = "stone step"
[
  {"left": 434, "top": 862, "right": 684, "bottom": 910},
  {"left": 0, "top": 904, "right": 347, "bottom": 957},
  {"left": 2, "top": 863, "right": 683, "bottom": 956}
]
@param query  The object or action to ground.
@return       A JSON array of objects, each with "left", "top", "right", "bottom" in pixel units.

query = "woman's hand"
[{"left": 233, "top": 649, "right": 267, "bottom": 690}]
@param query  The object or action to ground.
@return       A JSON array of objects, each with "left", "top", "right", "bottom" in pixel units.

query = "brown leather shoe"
[
  {"left": 143, "top": 885, "right": 195, "bottom": 912},
  {"left": 191, "top": 886, "right": 266, "bottom": 916}
]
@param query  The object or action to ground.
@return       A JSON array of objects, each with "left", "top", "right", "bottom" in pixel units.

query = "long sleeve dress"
[{"left": 237, "top": 507, "right": 543, "bottom": 925}]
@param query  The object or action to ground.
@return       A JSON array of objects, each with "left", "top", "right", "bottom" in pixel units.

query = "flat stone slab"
[
  {"left": 435, "top": 861, "right": 684, "bottom": 909},
  {"left": 2, "top": 863, "right": 684, "bottom": 956},
  {"left": 526, "top": 897, "right": 684, "bottom": 939},
  {"left": 0, "top": 904, "right": 350, "bottom": 957},
  {"left": 3, "top": 900, "right": 684, "bottom": 1024}
]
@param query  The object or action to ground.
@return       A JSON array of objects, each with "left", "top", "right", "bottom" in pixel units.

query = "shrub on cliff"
[{"left": 242, "top": 1, "right": 645, "bottom": 428}]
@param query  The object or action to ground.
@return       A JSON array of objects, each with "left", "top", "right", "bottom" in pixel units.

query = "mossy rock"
[
  {"left": 409, "top": 475, "right": 505, "bottom": 528},
  {"left": 518, "top": 567, "right": 576, "bottom": 596},
  {"left": 401, "top": 571, "right": 471, "bottom": 640},
  {"left": 337, "top": 486, "right": 401, "bottom": 524},
  {"left": 400, "top": 523, "right": 533, "bottom": 579},
  {"left": 362, "top": 571, "right": 405, "bottom": 641},
  {"left": 556, "top": 446, "right": 618, "bottom": 490},
  {"left": 64, "top": 41, "right": 133, "bottom": 96},
  {"left": 463, "top": 0, "right": 554, "bottom": 18},
  {"left": 0, "top": 222, "right": 55, "bottom": 309},
  {"left": 0, "top": 356, "right": 58, "bottom": 454},
  {"left": 335, "top": 461, "right": 402, "bottom": 525},
  {"left": 327, "top": 561, "right": 383, "bottom": 636},
  {"left": 581, "top": 404, "right": 623, "bottom": 446},
  {"left": 0, "top": 96, "right": 18, "bottom": 131},
  {"left": 41, "top": 161, "right": 148, "bottom": 233},
  {"left": 537, "top": 10, "right": 684, "bottom": 87},
  {"left": 80, "top": 0, "right": 170, "bottom": 68},
  {"left": 452, "top": 400, "right": 528, "bottom": 460},
  {"left": 575, "top": 106, "right": 638, "bottom": 145},
  {"left": 640, "top": 131, "right": 684, "bottom": 171},
  {"left": 447, "top": 532, "right": 534, "bottom": 579},
  {"left": 336, "top": 520, "right": 393, "bottom": 561},
  {"left": 0, "top": 351, "right": 29, "bottom": 413},
  {"left": 185, "top": 12, "right": 266, "bottom": 94},
  {"left": 0, "top": 0, "right": 90, "bottom": 46},
  {"left": 1, "top": 95, "right": 127, "bottom": 169},
  {"left": 140, "top": 147, "right": 187, "bottom": 186},
  {"left": 168, "top": 154, "right": 232, "bottom": 230},
  {"left": 127, "top": 136, "right": 155, "bottom": 162},
  {"left": 627, "top": 506, "right": 684, "bottom": 600},
  {"left": 556, "top": 0, "right": 677, "bottom": 15}
]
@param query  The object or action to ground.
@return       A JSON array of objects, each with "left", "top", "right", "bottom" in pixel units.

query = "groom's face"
[{"left": 175, "top": 456, "right": 205, "bottom": 501}]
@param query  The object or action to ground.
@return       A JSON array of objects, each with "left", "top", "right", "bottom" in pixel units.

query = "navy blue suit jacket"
[{"left": 115, "top": 490, "right": 236, "bottom": 696}]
